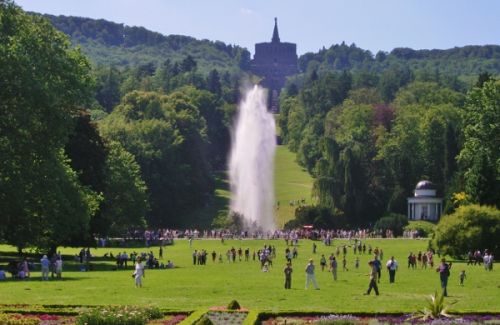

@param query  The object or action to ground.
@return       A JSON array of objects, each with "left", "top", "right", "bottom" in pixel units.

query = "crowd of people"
[
  {"left": 0, "top": 229, "right": 494, "bottom": 301},
  {"left": 467, "top": 249, "right": 495, "bottom": 270},
  {"left": 114, "top": 249, "right": 174, "bottom": 270},
  {"left": 0, "top": 253, "right": 63, "bottom": 281},
  {"left": 96, "top": 227, "right": 415, "bottom": 249}
]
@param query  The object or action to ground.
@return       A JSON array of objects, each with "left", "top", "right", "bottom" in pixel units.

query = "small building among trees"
[{"left": 407, "top": 180, "right": 443, "bottom": 221}]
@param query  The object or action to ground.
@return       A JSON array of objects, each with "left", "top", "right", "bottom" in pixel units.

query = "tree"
[
  {"left": 432, "top": 205, "right": 500, "bottom": 257},
  {"left": 206, "top": 69, "right": 222, "bottom": 97},
  {"left": 65, "top": 111, "right": 108, "bottom": 194},
  {"left": 374, "top": 213, "right": 408, "bottom": 237},
  {"left": 278, "top": 96, "right": 302, "bottom": 148},
  {"left": 378, "top": 64, "right": 413, "bottom": 102},
  {"left": 313, "top": 101, "right": 385, "bottom": 225},
  {"left": 95, "top": 66, "right": 122, "bottom": 112},
  {"left": 99, "top": 90, "right": 214, "bottom": 227},
  {"left": 375, "top": 81, "right": 464, "bottom": 215},
  {"left": 181, "top": 55, "right": 197, "bottom": 72},
  {"left": 1, "top": 150, "right": 100, "bottom": 253},
  {"left": 0, "top": 1, "right": 96, "bottom": 251},
  {"left": 101, "top": 142, "right": 148, "bottom": 236},
  {"left": 284, "top": 205, "right": 346, "bottom": 229},
  {"left": 65, "top": 111, "right": 109, "bottom": 239},
  {"left": 458, "top": 80, "right": 500, "bottom": 207}
]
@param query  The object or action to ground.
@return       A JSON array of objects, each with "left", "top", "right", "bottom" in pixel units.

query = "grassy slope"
[
  {"left": 0, "top": 239, "right": 498, "bottom": 313},
  {"left": 274, "top": 145, "right": 314, "bottom": 227}
]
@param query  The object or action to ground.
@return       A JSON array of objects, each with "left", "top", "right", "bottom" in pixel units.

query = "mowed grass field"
[
  {"left": 0, "top": 239, "right": 498, "bottom": 313},
  {"left": 274, "top": 145, "right": 314, "bottom": 227}
]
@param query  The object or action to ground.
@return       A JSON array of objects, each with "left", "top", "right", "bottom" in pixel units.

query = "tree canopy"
[{"left": 0, "top": 0, "right": 97, "bottom": 251}]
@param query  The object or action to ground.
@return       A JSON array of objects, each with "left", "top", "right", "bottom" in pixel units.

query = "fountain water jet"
[{"left": 228, "top": 85, "right": 276, "bottom": 231}]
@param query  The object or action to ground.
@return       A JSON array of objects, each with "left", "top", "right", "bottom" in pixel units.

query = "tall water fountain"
[{"left": 229, "top": 85, "right": 276, "bottom": 231}]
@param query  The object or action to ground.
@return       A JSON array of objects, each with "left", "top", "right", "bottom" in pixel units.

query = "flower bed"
[
  {"left": 197, "top": 310, "right": 248, "bottom": 325},
  {"left": 260, "top": 314, "right": 500, "bottom": 325},
  {"left": 0, "top": 313, "right": 76, "bottom": 325},
  {"left": 205, "top": 311, "right": 248, "bottom": 325},
  {"left": 0, "top": 306, "right": 188, "bottom": 325},
  {"left": 75, "top": 305, "right": 163, "bottom": 325}
]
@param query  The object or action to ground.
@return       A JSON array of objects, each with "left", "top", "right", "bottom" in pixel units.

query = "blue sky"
[{"left": 15, "top": 0, "right": 500, "bottom": 56}]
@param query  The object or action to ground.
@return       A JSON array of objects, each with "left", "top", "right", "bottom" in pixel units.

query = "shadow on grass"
[{"left": 1, "top": 276, "right": 89, "bottom": 282}]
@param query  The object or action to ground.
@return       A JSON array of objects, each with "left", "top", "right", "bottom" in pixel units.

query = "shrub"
[
  {"left": 212, "top": 212, "right": 244, "bottom": 232},
  {"left": 227, "top": 300, "right": 241, "bottom": 310},
  {"left": 374, "top": 213, "right": 408, "bottom": 237},
  {"left": 404, "top": 220, "right": 436, "bottom": 237},
  {"left": 75, "top": 305, "right": 162, "bottom": 325},
  {"left": 431, "top": 204, "right": 500, "bottom": 257},
  {"left": 285, "top": 206, "right": 346, "bottom": 230}
]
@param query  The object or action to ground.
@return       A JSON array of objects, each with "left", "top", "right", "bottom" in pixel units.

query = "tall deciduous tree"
[
  {"left": 458, "top": 80, "right": 500, "bottom": 207},
  {"left": 95, "top": 66, "right": 122, "bottom": 112},
  {"left": 101, "top": 142, "right": 148, "bottom": 235},
  {"left": 0, "top": 1, "right": 98, "bottom": 251},
  {"left": 100, "top": 89, "right": 214, "bottom": 227}
]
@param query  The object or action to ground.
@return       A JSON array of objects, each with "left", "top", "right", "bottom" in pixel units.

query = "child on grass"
[{"left": 459, "top": 270, "right": 466, "bottom": 286}]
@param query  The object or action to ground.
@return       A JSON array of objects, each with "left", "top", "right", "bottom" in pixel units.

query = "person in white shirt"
[
  {"left": 386, "top": 256, "right": 398, "bottom": 283},
  {"left": 55, "top": 259, "right": 63, "bottom": 279},
  {"left": 134, "top": 257, "right": 145, "bottom": 288}
]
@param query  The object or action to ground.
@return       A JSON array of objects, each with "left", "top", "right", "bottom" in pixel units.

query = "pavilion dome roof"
[{"left": 415, "top": 180, "right": 436, "bottom": 190}]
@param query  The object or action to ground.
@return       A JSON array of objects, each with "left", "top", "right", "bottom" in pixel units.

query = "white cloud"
[{"left": 240, "top": 7, "right": 254, "bottom": 15}]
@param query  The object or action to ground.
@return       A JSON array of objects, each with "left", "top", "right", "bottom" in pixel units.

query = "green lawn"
[
  {"left": 274, "top": 145, "right": 314, "bottom": 227},
  {"left": 0, "top": 239, "right": 498, "bottom": 313}
]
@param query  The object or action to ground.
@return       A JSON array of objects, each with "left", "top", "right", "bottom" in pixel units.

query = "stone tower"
[{"left": 251, "top": 18, "right": 298, "bottom": 113}]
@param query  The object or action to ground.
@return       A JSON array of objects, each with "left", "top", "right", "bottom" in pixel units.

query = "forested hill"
[
  {"left": 40, "top": 14, "right": 251, "bottom": 73},
  {"left": 41, "top": 14, "right": 499, "bottom": 79},
  {"left": 299, "top": 42, "right": 500, "bottom": 78}
]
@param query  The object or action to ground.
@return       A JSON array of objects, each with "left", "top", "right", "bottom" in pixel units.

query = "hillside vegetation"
[{"left": 42, "top": 14, "right": 251, "bottom": 73}]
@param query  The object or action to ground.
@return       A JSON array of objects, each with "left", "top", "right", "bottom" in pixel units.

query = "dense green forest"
[
  {"left": 1, "top": 0, "right": 499, "bottom": 252},
  {"left": 279, "top": 71, "right": 499, "bottom": 228},
  {"left": 299, "top": 42, "right": 500, "bottom": 79},
  {"left": 44, "top": 15, "right": 500, "bottom": 81},
  {"left": 41, "top": 14, "right": 251, "bottom": 73}
]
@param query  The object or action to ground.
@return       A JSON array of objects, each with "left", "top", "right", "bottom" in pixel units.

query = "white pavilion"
[{"left": 407, "top": 180, "right": 443, "bottom": 221}]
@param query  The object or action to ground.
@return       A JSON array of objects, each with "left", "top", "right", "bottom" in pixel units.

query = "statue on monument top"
[{"left": 272, "top": 17, "right": 280, "bottom": 43}]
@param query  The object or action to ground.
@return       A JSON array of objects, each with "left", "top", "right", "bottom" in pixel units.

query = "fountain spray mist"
[{"left": 229, "top": 85, "right": 276, "bottom": 231}]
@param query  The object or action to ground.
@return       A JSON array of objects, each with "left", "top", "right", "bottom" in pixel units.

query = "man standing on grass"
[
  {"left": 372, "top": 255, "right": 382, "bottom": 282},
  {"left": 437, "top": 258, "right": 452, "bottom": 296},
  {"left": 364, "top": 261, "right": 379, "bottom": 296},
  {"left": 305, "top": 259, "right": 319, "bottom": 289},
  {"left": 386, "top": 256, "right": 398, "bottom": 283},
  {"left": 330, "top": 256, "right": 338, "bottom": 281},
  {"left": 284, "top": 262, "right": 293, "bottom": 289}
]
